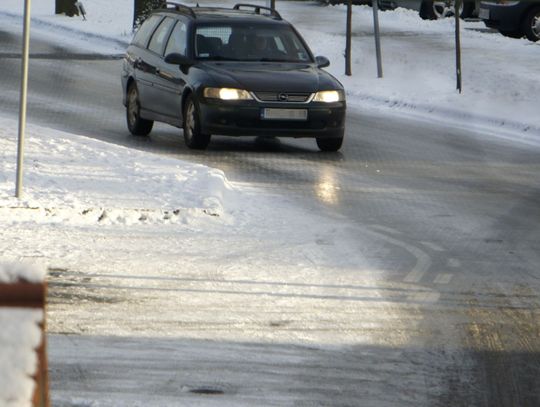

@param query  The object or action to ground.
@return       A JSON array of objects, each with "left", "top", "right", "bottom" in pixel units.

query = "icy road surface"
[{"left": 1, "top": 1, "right": 540, "bottom": 406}]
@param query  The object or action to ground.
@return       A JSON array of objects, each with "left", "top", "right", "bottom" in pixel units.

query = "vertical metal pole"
[
  {"left": 455, "top": 0, "right": 462, "bottom": 93},
  {"left": 270, "top": 0, "right": 275, "bottom": 10},
  {"left": 133, "top": 0, "right": 141, "bottom": 30},
  {"left": 372, "top": 0, "right": 383, "bottom": 78},
  {"left": 16, "top": 0, "right": 32, "bottom": 199},
  {"left": 345, "top": 0, "right": 352, "bottom": 76}
]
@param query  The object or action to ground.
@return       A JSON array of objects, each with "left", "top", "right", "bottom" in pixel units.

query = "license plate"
[
  {"left": 262, "top": 108, "right": 308, "bottom": 121},
  {"left": 479, "top": 8, "right": 489, "bottom": 20}
]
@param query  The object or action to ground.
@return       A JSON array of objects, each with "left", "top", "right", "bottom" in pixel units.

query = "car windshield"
[{"left": 194, "top": 24, "right": 312, "bottom": 62}]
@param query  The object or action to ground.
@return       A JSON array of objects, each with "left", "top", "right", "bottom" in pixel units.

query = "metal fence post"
[
  {"left": 455, "top": 0, "right": 462, "bottom": 93},
  {"left": 16, "top": 0, "right": 32, "bottom": 199},
  {"left": 372, "top": 0, "right": 383, "bottom": 78},
  {"left": 345, "top": 0, "right": 352, "bottom": 76}
]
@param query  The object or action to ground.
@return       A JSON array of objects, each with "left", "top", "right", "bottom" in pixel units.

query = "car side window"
[
  {"left": 148, "top": 17, "right": 176, "bottom": 55},
  {"left": 132, "top": 15, "right": 162, "bottom": 48},
  {"left": 274, "top": 37, "right": 286, "bottom": 53},
  {"left": 289, "top": 35, "right": 309, "bottom": 61},
  {"left": 164, "top": 20, "right": 188, "bottom": 57}
]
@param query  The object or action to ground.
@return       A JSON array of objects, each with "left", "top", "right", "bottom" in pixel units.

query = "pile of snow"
[
  {"left": 0, "top": 262, "right": 45, "bottom": 407},
  {"left": 0, "top": 117, "right": 235, "bottom": 226}
]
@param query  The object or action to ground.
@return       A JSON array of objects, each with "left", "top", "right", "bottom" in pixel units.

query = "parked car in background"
[
  {"left": 479, "top": 1, "right": 540, "bottom": 42},
  {"left": 378, "top": 0, "right": 479, "bottom": 19},
  {"left": 122, "top": 2, "right": 346, "bottom": 151},
  {"left": 322, "top": 0, "right": 371, "bottom": 5}
]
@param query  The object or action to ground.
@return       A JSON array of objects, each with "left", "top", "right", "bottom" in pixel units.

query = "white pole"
[{"left": 16, "top": 0, "right": 32, "bottom": 198}]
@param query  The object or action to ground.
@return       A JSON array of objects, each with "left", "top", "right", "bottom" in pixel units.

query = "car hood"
[{"left": 201, "top": 62, "right": 341, "bottom": 93}]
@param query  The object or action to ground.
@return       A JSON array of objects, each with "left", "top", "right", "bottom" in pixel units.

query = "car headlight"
[
  {"left": 313, "top": 90, "right": 345, "bottom": 103},
  {"left": 203, "top": 87, "right": 253, "bottom": 101}
]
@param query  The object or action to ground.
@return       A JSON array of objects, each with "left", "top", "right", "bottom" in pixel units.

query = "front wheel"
[
  {"left": 316, "top": 136, "right": 343, "bottom": 152},
  {"left": 523, "top": 7, "right": 540, "bottom": 42},
  {"left": 126, "top": 84, "right": 153, "bottom": 136},
  {"left": 183, "top": 95, "right": 211, "bottom": 150},
  {"left": 460, "top": 1, "right": 475, "bottom": 19},
  {"left": 420, "top": 1, "right": 458, "bottom": 20}
]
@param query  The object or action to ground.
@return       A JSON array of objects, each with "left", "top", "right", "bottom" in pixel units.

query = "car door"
[
  {"left": 144, "top": 16, "right": 177, "bottom": 119},
  {"left": 129, "top": 15, "right": 163, "bottom": 110},
  {"left": 158, "top": 19, "right": 190, "bottom": 124}
]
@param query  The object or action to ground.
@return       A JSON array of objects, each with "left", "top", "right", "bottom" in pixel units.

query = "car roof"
[{"left": 153, "top": 3, "right": 289, "bottom": 25}]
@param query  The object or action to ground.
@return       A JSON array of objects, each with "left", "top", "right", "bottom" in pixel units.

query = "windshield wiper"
[
  {"left": 200, "top": 56, "right": 242, "bottom": 61},
  {"left": 256, "top": 58, "right": 297, "bottom": 63}
]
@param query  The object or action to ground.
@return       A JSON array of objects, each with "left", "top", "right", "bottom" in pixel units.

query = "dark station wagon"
[{"left": 121, "top": 2, "right": 346, "bottom": 151}]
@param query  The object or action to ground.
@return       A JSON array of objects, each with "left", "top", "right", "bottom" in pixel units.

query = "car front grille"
[
  {"left": 236, "top": 118, "right": 326, "bottom": 130},
  {"left": 253, "top": 92, "right": 312, "bottom": 103}
]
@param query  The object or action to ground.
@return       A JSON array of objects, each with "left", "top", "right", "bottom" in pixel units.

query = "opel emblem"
[{"left": 278, "top": 93, "right": 288, "bottom": 102}]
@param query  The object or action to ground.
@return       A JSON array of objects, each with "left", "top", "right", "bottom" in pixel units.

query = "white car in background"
[{"left": 378, "top": 0, "right": 479, "bottom": 20}]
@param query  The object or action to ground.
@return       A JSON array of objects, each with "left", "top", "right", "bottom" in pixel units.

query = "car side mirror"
[
  {"left": 315, "top": 56, "right": 330, "bottom": 68},
  {"left": 164, "top": 53, "right": 194, "bottom": 67}
]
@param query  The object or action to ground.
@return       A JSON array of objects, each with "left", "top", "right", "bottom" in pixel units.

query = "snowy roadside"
[
  {"left": 1, "top": 0, "right": 539, "bottom": 143},
  {"left": 0, "top": 117, "right": 234, "bottom": 224},
  {"left": 1, "top": 116, "right": 434, "bottom": 406},
  {"left": 0, "top": 114, "right": 381, "bottom": 344}
]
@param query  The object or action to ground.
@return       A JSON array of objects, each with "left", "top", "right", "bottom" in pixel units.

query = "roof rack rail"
[
  {"left": 233, "top": 3, "right": 282, "bottom": 19},
  {"left": 159, "top": 2, "right": 197, "bottom": 18}
]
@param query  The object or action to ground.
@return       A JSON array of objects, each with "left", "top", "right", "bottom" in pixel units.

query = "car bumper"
[
  {"left": 198, "top": 99, "right": 346, "bottom": 139},
  {"left": 479, "top": 4, "right": 526, "bottom": 32}
]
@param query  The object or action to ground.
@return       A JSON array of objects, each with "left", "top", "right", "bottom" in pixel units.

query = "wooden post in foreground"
[{"left": 0, "top": 281, "right": 49, "bottom": 407}]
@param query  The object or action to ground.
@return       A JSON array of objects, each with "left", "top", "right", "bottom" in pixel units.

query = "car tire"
[
  {"left": 420, "top": 1, "right": 458, "bottom": 20},
  {"left": 316, "top": 136, "right": 343, "bottom": 152},
  {"left": 183, "top": 95, "right": 211, "bottom": 150},
  {"left": 522, "top": 6, "right": 540, "bottom": 42},
  {"left": 126, "top": 83, "right": 153, "bottom": 136},
  {"left": 460, "top": 2, "right": 475, "bottom": 19}
]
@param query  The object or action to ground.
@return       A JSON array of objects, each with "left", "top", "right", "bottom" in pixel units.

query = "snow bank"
[
  {"left": 0, "top": 117, "right": 235, "bottom": 226},
  {"left": 291, "top": 4, "right": 540, "bottom": 139}
]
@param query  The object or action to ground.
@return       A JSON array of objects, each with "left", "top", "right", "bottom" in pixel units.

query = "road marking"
[
  {"left": 370, "top": 225, "right": 403, "bottom": 235},
  {"left": 408, "top": 292, "right": 440, "bottom": 303},
  {"left": 434, "top": 273, "right": 453, "bottom": 285},
  {"left": 404, "top": 269, "right": 426, "bottom": 283},
  {"left": 366, "top": 227, "right": 432, "bottom": 284},
  {"left": 448, "top": 258, "right": 461, "bottom": 268},
  {"left": 420, "top": 241, "right": 445, "bottom": 252}
]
